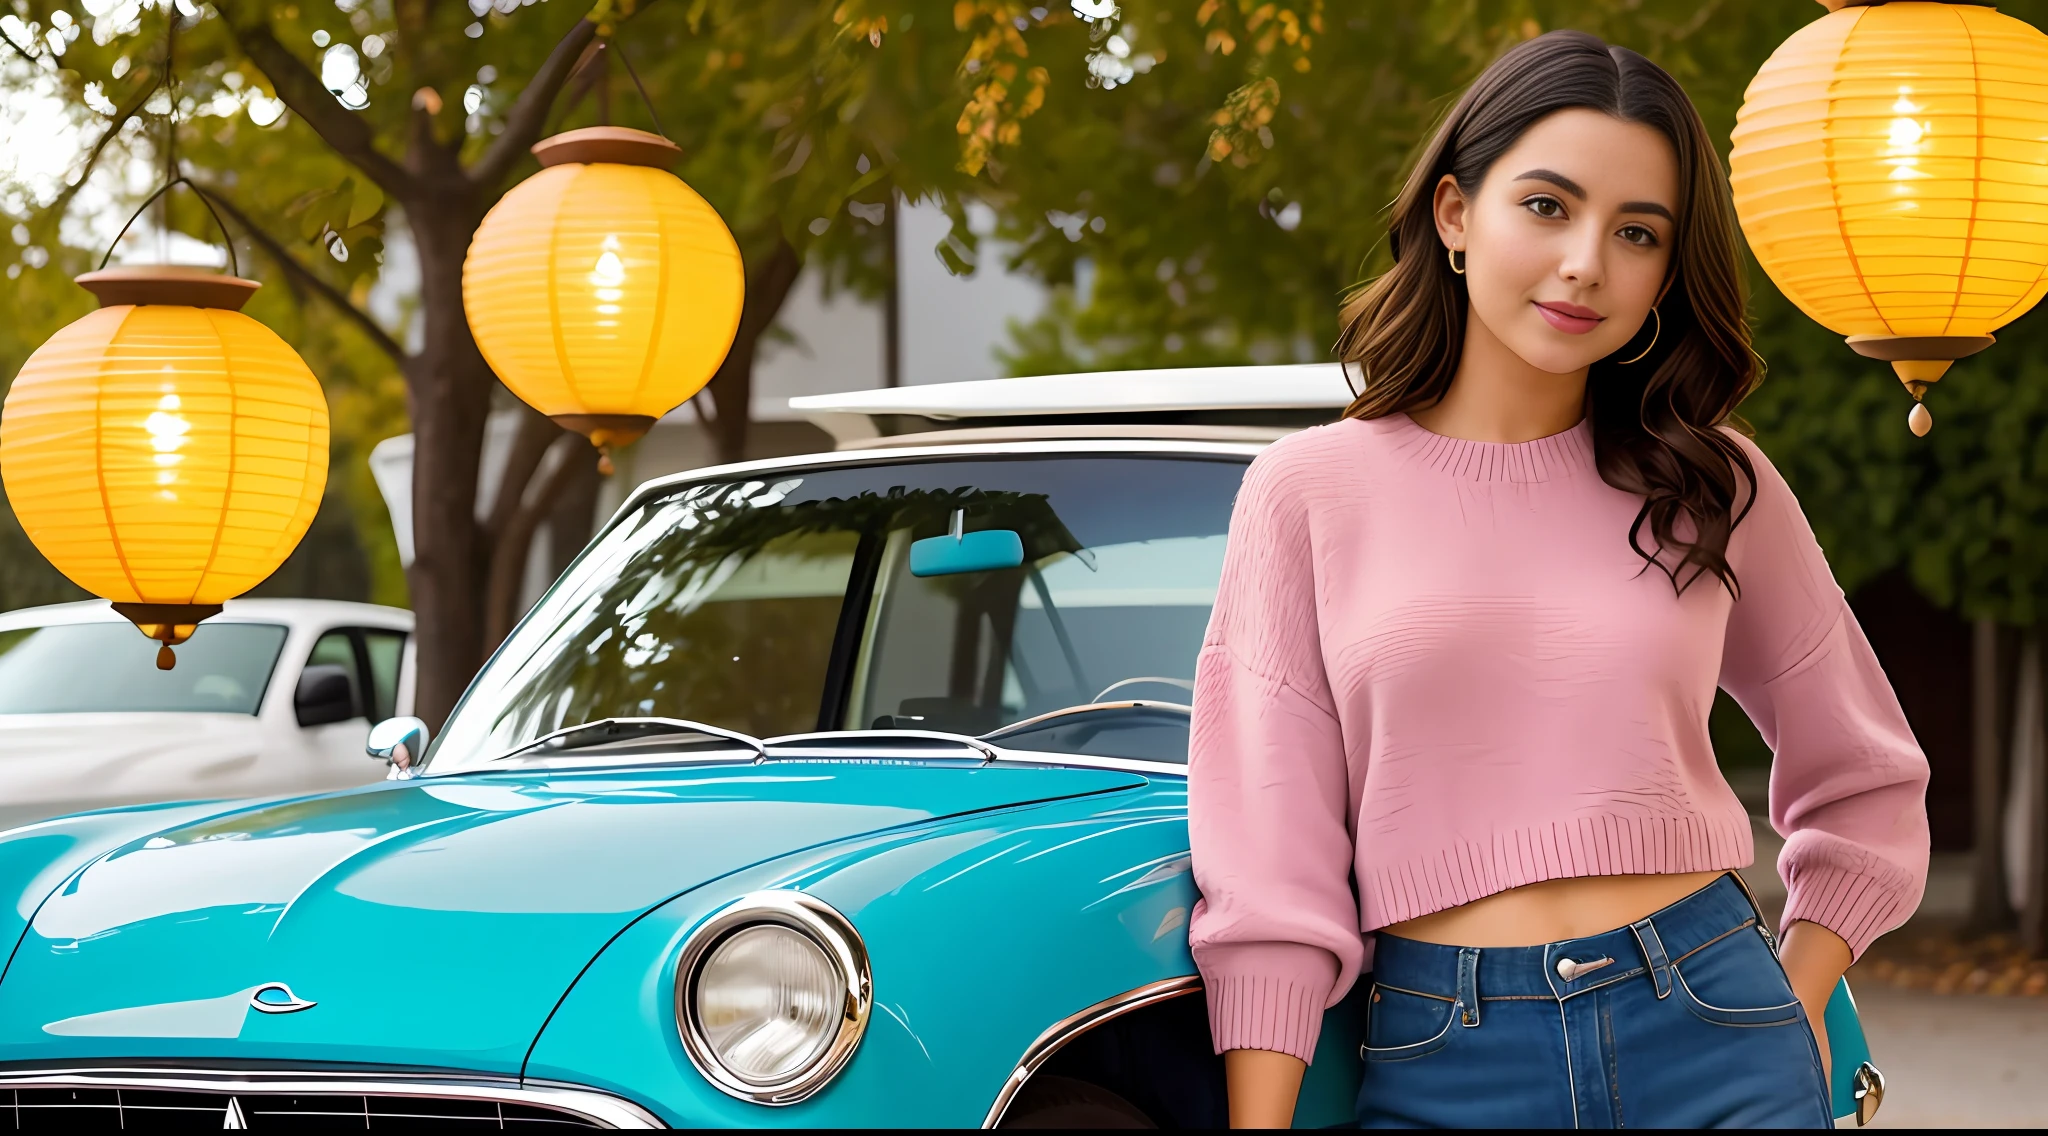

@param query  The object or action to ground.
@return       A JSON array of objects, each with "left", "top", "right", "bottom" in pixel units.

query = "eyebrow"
[{"left": 1513, "top": 168, "right": 1676, "bottom": 223}]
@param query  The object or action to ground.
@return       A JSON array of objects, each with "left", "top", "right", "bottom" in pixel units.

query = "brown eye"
[
  {"left": 1620, "top": 224, "right": 1659, "bottom": 246},
  {"left": 1524, "top": 197, "right": 1565, "bottom": 219}
]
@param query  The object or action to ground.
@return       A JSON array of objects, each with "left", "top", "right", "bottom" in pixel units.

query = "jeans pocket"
[
  {"left": 1670, "top": 927, "right": 1803, "bottom": 1028},
  {"left": 1361, "top": 983, "right": 1458, "bottom": 1062}
]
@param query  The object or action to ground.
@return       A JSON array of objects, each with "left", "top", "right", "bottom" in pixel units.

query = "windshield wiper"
[
  {"left": 764, "top": 729, "right": 1002, "bottom": 763},
  {"left": 495, "top": 717, "right": 767, "bottom": 765}
]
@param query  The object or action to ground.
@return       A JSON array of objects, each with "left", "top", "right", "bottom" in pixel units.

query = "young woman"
[{"left": 1188, "top": 30, "right": 1929, "bottom": 1129}]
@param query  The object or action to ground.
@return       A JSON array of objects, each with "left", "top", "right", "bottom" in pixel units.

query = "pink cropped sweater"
[{"left": 1187, "top": 412, "right": 1930, "bottom": 1062}]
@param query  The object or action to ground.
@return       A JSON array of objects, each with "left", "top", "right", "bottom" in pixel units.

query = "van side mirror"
[
  {"left": 295, "top": 664, "right": 357, "bottom": 727},
  {"left": 368, "top": 716, "right": 431, "bottom": 779}
]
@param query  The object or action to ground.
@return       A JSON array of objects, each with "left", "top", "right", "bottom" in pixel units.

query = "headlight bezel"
[{"left": 674, "top": 891, "right": 872, "bottom": 1106}]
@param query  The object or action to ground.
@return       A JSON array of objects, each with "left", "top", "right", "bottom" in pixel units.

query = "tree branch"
[
  {"left": 41, "top": 75, "right": 157, "bottom": 229},
  {"left": 482, "top": 403, "right": 562, "bottom": 543},
  {"left": 201, "top": 185, "right": 409, "bottom": 364},
  {"left": 485, "top": 433, "right": 594, "bottom": 648},
  {"left": 214, "top": 3, "right": 412, "bottom": 195},
  {"left": 468, "top": 16, "right": 602, "bottom": 190}
]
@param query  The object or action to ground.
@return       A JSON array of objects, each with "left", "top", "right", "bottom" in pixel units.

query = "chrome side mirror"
[{"left": 368, "top": 716, "right": 430, "bottom": 779}]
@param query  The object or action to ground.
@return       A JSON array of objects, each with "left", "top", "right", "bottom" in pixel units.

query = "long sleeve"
[
  {"left": 1717, "top": 432, "right": 1930, "bottom": 959},
  {"left": 1187, "top": 438, "right": 1364, "bottom": 1063}
]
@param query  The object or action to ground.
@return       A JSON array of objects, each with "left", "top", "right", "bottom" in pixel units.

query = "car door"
[{"left": 298, "top": 626, "right": 411, "bottom": 777}]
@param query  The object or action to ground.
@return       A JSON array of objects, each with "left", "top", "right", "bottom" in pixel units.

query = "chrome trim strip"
[
  {"left": 0, "top": 1067, "right": 664, "bottom": 1129},
  {"left": 981, "top": 976, "right": 1201, "bottom": 1128},
  {"left": 674, "top": 891, "right": 873, "bottom": 1106}
]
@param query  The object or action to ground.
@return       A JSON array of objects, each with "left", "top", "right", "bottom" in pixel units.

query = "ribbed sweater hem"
[
  {"left": 1358, "top": 810, "right": 1757, "bottom": 930},
  {"left": 1196, "top": 942, "right": 1338, "bottom": 1063},
  {"left": 1780, "top": 858, "right": 1917, "bottom": 960}
]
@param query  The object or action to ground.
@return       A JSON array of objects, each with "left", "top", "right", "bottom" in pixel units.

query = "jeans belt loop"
[
  {"left": 1630, "top": 916, "right": 1673, "bottom": 1000},
  {"left": 1455, "top": 946, "right": 1481, "bottom": 1027}
]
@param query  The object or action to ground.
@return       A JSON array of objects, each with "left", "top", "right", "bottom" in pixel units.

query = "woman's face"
[{"left": 1434, "top": 107, "right": 1680, "bottom": 376}]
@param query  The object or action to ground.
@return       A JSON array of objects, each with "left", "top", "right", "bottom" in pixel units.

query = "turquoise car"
[{"left": 0, "top": 365, "right": 1881, "bottom": 1128}]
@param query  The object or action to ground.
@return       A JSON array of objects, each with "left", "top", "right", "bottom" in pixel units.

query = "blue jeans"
[{"left": 1356, "top": 873, "right": 1832, "bottom": 1128}]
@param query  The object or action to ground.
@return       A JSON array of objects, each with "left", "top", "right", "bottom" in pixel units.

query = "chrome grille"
[
  {"left": 2, "top": 1086, "right": 604, "bottom": 1127},
  {"left": 0, "top": 1071, "right": 660, "bottom": 1129}
]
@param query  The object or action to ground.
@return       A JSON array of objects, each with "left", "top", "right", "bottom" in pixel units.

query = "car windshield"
[
  {"left": 0, "top": 621, "right": 289, "bottom": 716},
  {"left": 428, "top": 455, "right": 1247, "bottom": 772}
]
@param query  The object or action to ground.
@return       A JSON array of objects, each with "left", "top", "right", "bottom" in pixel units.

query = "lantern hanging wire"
[
  {"left": 93, "top": 7, "right": 242, "bottom": 279},
  {"left": 557, "top": 36, "right": 670, "bottom": 140}
]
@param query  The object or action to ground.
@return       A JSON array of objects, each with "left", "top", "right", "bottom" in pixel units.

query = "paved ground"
[{"left": 1859, "top": 983, "right": 2048, "bottom": 1128}]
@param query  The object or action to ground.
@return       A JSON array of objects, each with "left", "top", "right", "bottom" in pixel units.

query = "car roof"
[
  {"left": 0, "top": 598, "right": 415, "bottom": 633},
  {"left": 788, "top": 362, "right": 1356, "bottom": 445}
]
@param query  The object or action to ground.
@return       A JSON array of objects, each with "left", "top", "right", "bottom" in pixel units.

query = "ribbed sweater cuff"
[
  {"left": 1780, "top": 860, "right": 1912, "bottom": 961},
  {"left": 1195, "top": 942, "right": 1338, "bottom": 1063}
]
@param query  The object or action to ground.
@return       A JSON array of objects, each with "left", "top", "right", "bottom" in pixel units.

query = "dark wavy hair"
[{"left": 1335, "top": 30, "right": 1759, "bottom": 599}]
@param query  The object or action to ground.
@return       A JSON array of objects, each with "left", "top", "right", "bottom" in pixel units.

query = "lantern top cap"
[
  {"left": 531, "top": 126, "right": 682, "bottom": 170},
  {"left": 75, "top": 265, "right": 261, "bottom": 311}
]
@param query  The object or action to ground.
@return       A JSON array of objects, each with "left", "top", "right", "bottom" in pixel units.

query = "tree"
[{"left": 1, "top": 0, "right": 1083, "bottom": 727}]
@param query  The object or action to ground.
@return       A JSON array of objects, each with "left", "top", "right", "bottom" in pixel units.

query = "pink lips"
[{"left": 1534, "top": 301, "right": 1604, "bottom": 335}]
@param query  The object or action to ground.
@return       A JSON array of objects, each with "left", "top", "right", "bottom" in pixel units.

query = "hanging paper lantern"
[
  {"left": 0, "top": 266, "right": 329, "bottom": 668},
  {"left": 464, "top": 126, "right": 745, "bottom": 472},
  {"left": 1730, "top": 0, "right": 2048, "bottom": 436}
]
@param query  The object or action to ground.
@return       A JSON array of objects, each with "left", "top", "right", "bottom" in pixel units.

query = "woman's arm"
[
  {"left": 1187, "top": 435, "right": 1366, "bottom": 1122},
  {"left": 1225, "top": 1049, "right": 1307, "bottom": 1128},
  {"left": 1778, "top": 919, "right": 1852, "bottom": 1074},
  {"left": 1717, "top": 432, "right": 1930, "bottom": 961}
]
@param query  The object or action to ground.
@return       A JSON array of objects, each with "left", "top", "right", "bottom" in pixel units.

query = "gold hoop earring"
[
  {"left": 1619, "top": 306, "right": 1660, "bottom": 365},
  {"left": 1446, "top": 247, "right": 1465, "bottom": 276}
]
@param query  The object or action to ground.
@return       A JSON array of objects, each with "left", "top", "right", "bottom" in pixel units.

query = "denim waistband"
[{"left": 1369, "top": 873, "right": 1765, "bottom": 1005}]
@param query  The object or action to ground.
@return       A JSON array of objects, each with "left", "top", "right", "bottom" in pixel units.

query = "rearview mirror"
[
  {"left": 910, "top": 510, "right": 1024, "bottom": 577},
  {"left": 368, "top": 715, "right": 431, "bottom": 779},
  {"left": 295, "top": 664, "right": 357, "bottom": 728}
]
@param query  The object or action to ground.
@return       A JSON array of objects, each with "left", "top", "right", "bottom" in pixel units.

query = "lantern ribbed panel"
[
  {"left": 464, "top": 163, "right": 745, "bottom": 418},
  {"left": 0, "top": 304, "right": 328, "bottom": 605},
  {"left": 1731, "top": 2, "right": 2048, "bottom": 338}
]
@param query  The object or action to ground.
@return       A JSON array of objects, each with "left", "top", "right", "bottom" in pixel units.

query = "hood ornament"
[{"left": 248, "top": 983, "right": 316, "bottom": 1015}]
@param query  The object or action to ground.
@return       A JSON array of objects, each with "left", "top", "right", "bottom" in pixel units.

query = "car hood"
[
  {"left": 0, "top": 715, "right": 268, "bottom": 829},
  {"left": 0, "top": 760, "right": 1144, "bottom": 1072}
]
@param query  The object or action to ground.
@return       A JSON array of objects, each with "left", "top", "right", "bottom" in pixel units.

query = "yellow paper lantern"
[
  {"left": 0, "top": 266, "right": 329, "bottom": 667},
  {"left": 464, "top": 126, "right": 745, "bottom": 470},
  {"left": 1730, "top": 0, "right": 2048, "bottom": 435}
]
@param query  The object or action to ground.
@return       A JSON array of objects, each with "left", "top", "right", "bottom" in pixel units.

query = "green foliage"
[{"left": 990, "top": 0, "right": 2048, "bottom": 631}]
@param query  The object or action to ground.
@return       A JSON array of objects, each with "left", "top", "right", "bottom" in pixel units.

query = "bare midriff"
[{"left": 1381, "top": 871, "right": 1730, "bottom": 947}]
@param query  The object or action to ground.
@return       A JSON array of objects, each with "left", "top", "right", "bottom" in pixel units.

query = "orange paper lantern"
[
  {"left": 464, "top": 126, "right": 745, "bottom": 471},
  {"left": 0, "top": 267, "right": 329, "bottom": 665},
  {"left": 1731, "top": 0, "right": 2048, "bottom": 434}
]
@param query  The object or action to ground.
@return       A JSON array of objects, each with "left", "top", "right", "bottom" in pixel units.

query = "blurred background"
[{"left": 2, "top": 1, "right": 2045, "bottom": 1121}]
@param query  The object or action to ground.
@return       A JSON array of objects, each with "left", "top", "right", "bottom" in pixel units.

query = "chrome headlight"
[{"left": 675, "top": 892, "right": 872, "bottom": 1105}]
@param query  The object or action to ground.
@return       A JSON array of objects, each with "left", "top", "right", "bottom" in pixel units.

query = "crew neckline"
[{"left": 1377, "top": 412, "right": 1596, "bottom": 483}]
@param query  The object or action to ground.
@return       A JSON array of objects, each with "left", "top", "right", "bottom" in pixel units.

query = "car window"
[
  {"left": 428, "top": 457, "right": 1246, "bottom": 772},
  {"left": 0, "top": 622, "right": 289, "bottom": 716},
  {"left": 306, "top": 630, "right": 365, "bottom": 719},
  {"left": 454, "top": 525, "right": 858, "bottom": 751},
  {"left": 850, "top": 532, "right": 1222, "bottom": 733},
  {"left": 362, "top": 630, "right": 406, "bottom": 721}
]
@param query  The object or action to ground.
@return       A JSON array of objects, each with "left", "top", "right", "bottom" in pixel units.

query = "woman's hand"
[
  {"left": 1776, "top": 920, "right": 1851, "bottom": 1080},
  {"left": 1224, "top": 1048, "right": 1306, "bottom": 1128}
]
